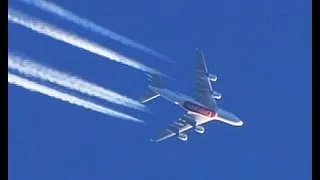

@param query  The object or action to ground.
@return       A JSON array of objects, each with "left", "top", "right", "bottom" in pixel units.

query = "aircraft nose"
[{"left": 237, "top": 120, "right": 244, "bottom": 126}]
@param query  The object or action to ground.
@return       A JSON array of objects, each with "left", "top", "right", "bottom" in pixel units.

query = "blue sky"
[{"left": 8, "top": 0, "right": 311, "bottom": 179}]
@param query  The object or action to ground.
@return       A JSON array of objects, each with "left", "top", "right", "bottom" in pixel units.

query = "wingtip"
[{"left": 150, "top": 138, "right": 159, "bottom": 143}]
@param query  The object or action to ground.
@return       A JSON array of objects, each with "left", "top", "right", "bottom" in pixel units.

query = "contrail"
[
  {"left": 8, "top": 52, "right": 147, "bottom": 112},
  {"left": 8, "top": 8, "right": 165, "bottom": 76},
  {"left": 19, "top": 0, "right": 172, "bottom": 62},
  {"left": 8, "top": 73, "right": 144, "bottom": 123}
]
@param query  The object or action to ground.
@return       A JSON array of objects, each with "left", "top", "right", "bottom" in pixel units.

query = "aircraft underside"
[{"left": 141, "top": 48, "right": 243, "bottom": 143}]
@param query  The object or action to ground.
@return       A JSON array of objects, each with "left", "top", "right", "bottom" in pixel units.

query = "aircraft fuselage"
[{"left": 149, "top": 85, "right": 243, "bottom": 127}]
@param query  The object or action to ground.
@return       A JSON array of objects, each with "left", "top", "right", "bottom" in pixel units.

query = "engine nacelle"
[
  {"left": 195, "top": 126, "right": 205, "bottom": 134},
  {"left": 208, "top": 74, "right": 218, "bottom": 82},
  {"left": 212, "top": 91, "right": 222, "bottom": 99},
  {"left": 178, "top": 133, "right": 188, "bottom": 141}
]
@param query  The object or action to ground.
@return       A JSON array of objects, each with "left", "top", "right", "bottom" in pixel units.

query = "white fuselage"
[{"left": 149, "top": 85, "right": 243, "bottom": 127}]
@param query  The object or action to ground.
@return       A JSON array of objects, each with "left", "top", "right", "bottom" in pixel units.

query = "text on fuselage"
[{"left": 183, "top": 101, "right": 216, "bottom": 117}]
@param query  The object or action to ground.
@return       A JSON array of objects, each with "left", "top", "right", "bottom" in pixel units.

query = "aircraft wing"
[
  {"left": 195, "top": 49, "right": 217, "bottom": 109},
  {"left": 151, "top": 112, "right": 207, "bottom": 142}
]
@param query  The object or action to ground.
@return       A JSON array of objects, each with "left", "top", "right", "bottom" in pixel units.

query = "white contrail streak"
[
  {"left": 19, "top": 0, "right": 172, "bottom": 62},
  {"left": 8, "top": 73, "right": 144, "bottom": 123},
  {"left": 8, "top": 8, "right": 164, "bottom": 76},
  {"left": 8, "top": 53, "right": 147, "bottom": 112}
]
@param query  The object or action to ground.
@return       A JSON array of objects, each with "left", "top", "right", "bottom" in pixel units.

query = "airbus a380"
[{"left": 140, "top": 49, "right": 244, "bottom": 142}]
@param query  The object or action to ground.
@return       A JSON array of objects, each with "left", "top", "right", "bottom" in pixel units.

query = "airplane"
[{"left": 140, "top": 48, "right": 244, "bottom": 142}]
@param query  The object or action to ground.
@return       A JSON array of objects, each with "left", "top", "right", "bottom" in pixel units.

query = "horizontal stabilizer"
[
  {"left": 140, "top": 90, "right": 160, "bottom": 103},
  {"left": 139, "top": 73, "right": 162, "bottom": 103}
]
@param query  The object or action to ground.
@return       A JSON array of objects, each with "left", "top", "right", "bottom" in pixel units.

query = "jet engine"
[
  {"left": 195, "top": 126, "right": 205, "bottom": 134},
  {"left": 212, "top": 91, "right": 222, "bottom": 99},
  {"left": 178, "top": 133, "right": 188, "bottom": 141},
  {"left": 208, "top": 74, "right": 218, "bottom": 82}
]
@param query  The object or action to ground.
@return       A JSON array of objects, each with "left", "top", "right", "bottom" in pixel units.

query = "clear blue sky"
[{"left": 8, "top": 0, "right": 311, "bottom": 179}]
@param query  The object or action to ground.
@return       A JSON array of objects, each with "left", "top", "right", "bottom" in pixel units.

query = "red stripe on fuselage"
[{"left": 183, "top": 101, "right": 216, "bottom": 117}]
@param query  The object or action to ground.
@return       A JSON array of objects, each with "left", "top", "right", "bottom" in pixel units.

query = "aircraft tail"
[{"left": 139, "top": 74, "right": 162, "bottom": 103}]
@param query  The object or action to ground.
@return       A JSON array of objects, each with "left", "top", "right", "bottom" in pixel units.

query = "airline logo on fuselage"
[{"left": 183, "top": 101, "right": 216, "bottom": 117}]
